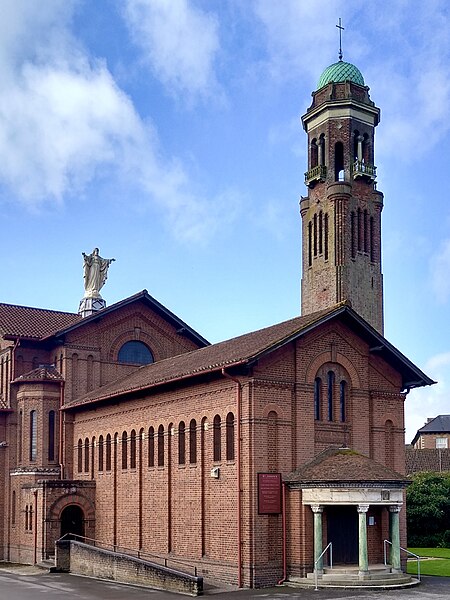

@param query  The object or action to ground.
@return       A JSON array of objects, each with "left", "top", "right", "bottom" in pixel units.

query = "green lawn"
[{"left": 407, "top": 548, "right": 450, "bottom": 577}]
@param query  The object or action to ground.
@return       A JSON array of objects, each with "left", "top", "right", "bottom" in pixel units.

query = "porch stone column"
[
  {"left": 389, "top": 505, "right": 402, "bottom": 572},
  {"left": 311, "top": 504, "right": 324, "bottom": 572},
  {"left": 357, "top": 504, "right": 369, "bottom": 576}
]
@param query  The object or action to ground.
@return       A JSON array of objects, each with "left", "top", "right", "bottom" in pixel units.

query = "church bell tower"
[{"left": 300, "top": 58, "right": 384, "bottom": 334}]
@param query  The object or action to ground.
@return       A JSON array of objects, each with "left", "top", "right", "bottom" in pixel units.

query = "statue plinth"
[{"left": 78, "top": 296, "right": 106, "bottom": 318}]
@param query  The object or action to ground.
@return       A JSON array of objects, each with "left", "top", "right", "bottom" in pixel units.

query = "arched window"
[
  {"left": 226, "top": 412, "right": 235, "bottom": 461},
  {"left": 121, "top": 431, "right": 128, "bottom": 469},
  {"left": 139, "top": 428, "right": 144, "bottom": 470},
  {"left": 319, "top": 133, "right": 326, "bottom": 166},
  {"left": 189, "top": 419, "right": 197, "bottom": 464},
  {"left": 318, "top": 211, "right": 323, "bottom": 255},
  {"left": 77, "top": 438, "right": 83, "bottom": 473},
  {"left": 105, "top": 434, "right": 112, "bottom": 471},
  {"left": 84, "top": 438, "right": 90, "bottom": 473},
  {"left": 18, "top": 410, "right": 23, "bottom": 463},
  {"left": 310, "top": 138, "right": 318, "bottom": 168},
  {"left": 30, "top": 410, "right": 37, "bottom": 462},
  {"left": 178, "top": 421, "right": 186, "bottom": 465},
  {"left": 340, "top": 381, "right": 346, "bottom": 422},
  {"left": 213, "top": 415, "right": 221, "bottom": 462},
  {"left": 370, "top": 216, "right": 375, "bottom": 262},
  {"left": 130, "top": 430, "right": 136, "bottom": 469},
  {"left": 118, "top": 341, "right": 154, "bottom": 365},
  {"left": 48, "top": 410, "right": 56, "bottom": 462},
  {"left": 351, "top": 211, "right": 356, "bottom": 258},
  {"left": 327, "top": 371, "right": 335, "bottom": 421},
  {"left": 308, "top": 221, "right": 312, "bottom": 266},
  {"left": 334, "top": 142, "right": 344, "bottom": 181},
  {"left": 353, "top": 130, "right": 360, "bottom": 161},
  {"left": 314, "top": 377, "right": 322, "bottom": 420},
  {"left": 98, "top": 435, "right": 104, "bottom": 471},
  {"left": 324, "top": 213, "right": 329, "bottom": 260},
  {"left": 313, "top": 213, "right": 318, "bottom": 257},
  {"left": 148, "top": 426, "right": 155, "bottom": 467},
  {"left": 158, "top": 425, "right": 164, "bottom": 467}
]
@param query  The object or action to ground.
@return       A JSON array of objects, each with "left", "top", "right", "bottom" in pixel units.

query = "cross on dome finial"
[{"left": 336, "top": 18, "right": 344, "bottom": 61}]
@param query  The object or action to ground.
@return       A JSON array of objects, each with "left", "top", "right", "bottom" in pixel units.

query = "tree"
[{"left": 407, "top": 471, "right": 450, "bottom": 547}]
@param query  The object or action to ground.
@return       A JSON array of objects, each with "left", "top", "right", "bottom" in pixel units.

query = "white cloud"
[
  {"left": 123, "top": 0, "right": 220, "bottom": 101},
  {"left": 430, "top": 239, "right": 450, "bottom": 304},
  {"left": 0, "top": 1, "right": 231, "bottom": 243},
  {"left": 406, "top": 351, "right": 450, "bottom": 442}
]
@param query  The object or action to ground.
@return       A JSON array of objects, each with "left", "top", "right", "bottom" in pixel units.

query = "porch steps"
[
  {"left": 36, "top": 557, "right": 56, "bottom": 572},
  {"left": 286, "top": 564, "right": 419, "bottom": 589}
]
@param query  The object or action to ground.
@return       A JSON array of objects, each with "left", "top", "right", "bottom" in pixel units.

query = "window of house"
[
  {"left": 30, "top": 410, "right": 37, "bottom": 462},
  {"left": 148, "top": 426, "right": 155, "bottom": 467},
  {"left": 213, "top": 415, "right": 221, "bottom": 461},
  {"left": 436, "top": 437, "right": 448, "bottom": 449},
  {"left": 48, "top": 410, "right": 56, "bottom": 462},
  {"left": 226, "top": 412, "right": 235, "bottom": 461},
  {"left": 118, "top": 341, "right": 154, "bottom": 365},
  {"left": 158, "top": 425, "right": 164, "bottom": 467},
  {"left": 121, "top": 431, "right": 128, "bottom": 469},
  {"left": 178, "top": 421, "right": 185, "bottom": 465},
  {"left": 189, "top": 419, "right": 197, "bottom": 464}
]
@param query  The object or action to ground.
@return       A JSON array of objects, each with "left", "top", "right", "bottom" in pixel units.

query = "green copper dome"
[{"left": 317, "top": 61, "right": 365, "bottom": 89}]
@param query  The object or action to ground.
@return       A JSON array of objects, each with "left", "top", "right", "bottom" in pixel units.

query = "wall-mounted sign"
[{"left": 258, "top": 473, "right": 282, "bottom": 514}]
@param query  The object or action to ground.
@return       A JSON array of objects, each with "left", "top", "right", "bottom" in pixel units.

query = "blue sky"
[{"left": 1, "top": 0, "right": 449, "bottom": 443}]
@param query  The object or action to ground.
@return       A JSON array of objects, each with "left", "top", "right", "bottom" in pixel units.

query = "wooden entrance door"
[{"left": 326, "top": 506, "right": 358, "bottom": 564}]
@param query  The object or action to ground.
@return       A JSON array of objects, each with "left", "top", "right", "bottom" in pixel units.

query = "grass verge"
[{"left": 407, "top": 547, "right": 450, "bottom": 577}]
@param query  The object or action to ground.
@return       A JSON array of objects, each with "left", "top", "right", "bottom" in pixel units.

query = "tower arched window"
[
  {"left": 158, "top": 425, "right": 164, "bottom": 467},
  {"left": 30, "top": 410, "right": 37, "bottom": 462},
  {"left": 118, "top": 341, "right": 154, "bottom": 365},
  {"left": 327, "top": 371, "right": 335, "bottom": 421},
  {"left": 314, "top": 377, "right": 322, "bottom": 420},
  {"left": 84, "top": 438, "right": 90, "bottom": 473},
  {"left": 351, "top": 211, "right": 356, "bottom": 258},
  {"left": 340, "top": 380, "right": 347, "bottom": 422},
  {"left": 121, "top": 431, "right": 128, "bottom": 469},
  {"left": 324, "top": 213, "right": 329, "bottom": 260},
  {"left": 148, "top": 426, "right": 155, "bottom": 467},
  {"left": 189, "top": 419, "right": 197, "bottom": 464},
  {"left": 226, "top": 412, "right": 235, "bottom": 461},
  {"left": 77, "top": 438, "right": 83, "bottom": 473},
  {"left": 370, "top": 217, "right": 375, "bottom": 262},
  {"left": 106, "top": 434, "right": 112, "bottom": 471},
  {"left": 353, "top": 130, "right": 360, "bottom": 161},
  {"left": 48, "top": 410, "right": 56, "bottom": 462},
  {"left": 318, "top": 211, "right": 323, "bottom": 255},
  {"left": 357, "top": 208, "right": 362, "bottom": 251},
  {"left": 363, "top": 133, "right": 370, "bottom": 162},
  {"left": 308, "top": 221, "right": 312, "bottom": 266},
  {"left": 310, "top": 138, "right": 318, "bottom": 168},
  {"left": 319, "top": 134, "right": 326, "bottom": 166},
  {"left": 213, "top": 415, "right": 221, "bottom": 462},
  {"left": 130, "top": 430, "right": 136, "bottom": 469},
  {"left": 363, "top": 210, "right": 368, "bottom": 253},
  {"left": 178, "top": 421, "right": 186, "bottom": 465},
  {"left": 313, "top": 214, "right": 318, "bottom": 257},
  {"left": 334, "top": 142, "right": 344, "bottom": 181}
]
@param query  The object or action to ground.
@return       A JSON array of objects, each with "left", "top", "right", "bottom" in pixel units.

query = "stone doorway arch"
[{"left": 60, "top": 504, "right": 85, "bottom": 540}]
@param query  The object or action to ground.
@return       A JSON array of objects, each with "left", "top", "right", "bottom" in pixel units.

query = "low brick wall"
[{"left": 55, "top": 540, "right": 203, "bottom": 595}]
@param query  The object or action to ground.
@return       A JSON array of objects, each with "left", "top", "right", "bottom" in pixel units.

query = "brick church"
[{"left": 0, "top": 57, "right": 433, "bottom": 588}]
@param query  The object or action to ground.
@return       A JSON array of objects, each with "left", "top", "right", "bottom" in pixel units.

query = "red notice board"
[{"left": 258, "top": 473, "right": 282, "bottom": 514}]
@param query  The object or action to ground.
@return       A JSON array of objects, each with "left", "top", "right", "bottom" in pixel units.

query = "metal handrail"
[
  {"left": 383, "top": 539, "right": 420, "bottom": 581},
  {"left": 314, "top": 542, "right": 332, "bottom": 591},
  {"left": 55, "top": 533, "right": 198, "bottom": 576}
]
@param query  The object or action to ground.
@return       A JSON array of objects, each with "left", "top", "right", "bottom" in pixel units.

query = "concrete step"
[
  {"left": 36, "top": 558, "right": 56, "bottom": 571},
  {"left": 287, "top": 573, "right": 419, "bottom": 590}
]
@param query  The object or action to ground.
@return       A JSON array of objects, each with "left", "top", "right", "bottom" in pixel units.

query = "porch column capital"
[
  {"left": 388, "top": 505, "right": 401, "bottom": 513},
  {"left": 310, "top": 504, "right": 324, "bottom": 513},
  {"left": 357, "top": 503, "right": 369, "bottom": 513}
]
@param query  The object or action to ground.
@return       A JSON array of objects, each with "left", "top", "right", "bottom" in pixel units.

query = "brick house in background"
[
  {"left": 0, "top": 58, "right": 434, "bottom": 587},
  {"left": 411, "top": 415, "right": 450, "bottom": 449}
]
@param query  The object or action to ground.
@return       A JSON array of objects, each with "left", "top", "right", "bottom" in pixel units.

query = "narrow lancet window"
[
  {"left": 327, "top": 371, "right": 335, "bottom": 421},
  {"left": 314, "top": 377, "right": 321, "bottom": 420}
]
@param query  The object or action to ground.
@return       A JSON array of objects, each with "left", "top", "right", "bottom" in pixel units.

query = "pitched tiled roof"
[
  {"left": 12, "top": 365, "right": 63, "bottom": 383},
  {"left": 65, "top": 304, "right": 343, "bottom": 409},
  {"left": 0, "top": 303, "right": 80, "bottom": 339},
  {"left": 284, "top": 447, "right": 408, "bottom": 484},
  {"left": 64, "top": 302, "right": 434, "bottom": 411},
  {"left": 405, "top": 448, "right": 450, "bottom": 475},
  {"left": 411, "top": 415, "right": 450, "bottom": 445}
]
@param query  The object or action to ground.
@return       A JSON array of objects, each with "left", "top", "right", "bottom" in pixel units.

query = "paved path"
[{"left": 0, "top": 566, "right": 449, "bottom": 600}]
